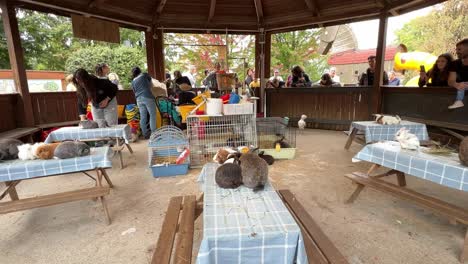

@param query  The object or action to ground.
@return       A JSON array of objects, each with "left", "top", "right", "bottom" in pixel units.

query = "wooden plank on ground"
[
  {"left": 174, "top": 195, "right": 196, "bottom": 264},
  {"left": 345, "top": 173, "right": 468, "bottom": 225},
  {"left": 0, "top": 186, "right": 109, "bottom": 214},
  {"left": 152, "top": 196, "right": 183, "bottom": 264},
  {"left": 278, "top": 189, "right": 349, "bottom": 264}
]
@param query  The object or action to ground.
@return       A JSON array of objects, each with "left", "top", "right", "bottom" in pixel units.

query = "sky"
[{"left": 349, "top": 5, "right": 438, "bottom": 49}]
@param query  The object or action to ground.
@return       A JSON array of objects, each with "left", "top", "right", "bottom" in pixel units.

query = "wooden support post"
[
  {"left": 461, "top": 228, "right": 468, "bottom": 263},
  {"left": 5, "top": 181, "right": 19, "bottom": 201},
  {"left": 345, "top": 183, "right": 365, "bottom": 204},
  {"left": 145, "top": 28, "right": 165, "bottom": 80},
  {"left": 370, "top": 12, "right": 388, "bottom": 116},
  {"left": 396, "top": 171, "right": 406, "bottom": 187},
  {"left": 344, "top": 128, "right": 358, "bottom": 150},
  {"left": 97, "top": 169, "right": 111, "bottom": 225},
  {"left": 0, "top": 0, "right": 35, "bottom": 127}
]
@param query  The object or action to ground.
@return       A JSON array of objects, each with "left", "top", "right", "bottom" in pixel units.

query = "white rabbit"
[
  {"left": 395, "top": 127, "right": 420, "bottom": 150},
  {"left": 18, "top": 143, "right": 38, "bottom": 160},
  {"left": 374, "top": 114, "right": 401, "bottom": 125},
  {"left": 298, "top": 114, "right": 307, "bottom": 129}
]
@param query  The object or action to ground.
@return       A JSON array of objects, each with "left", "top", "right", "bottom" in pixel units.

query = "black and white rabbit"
[
  {"left": 79, "top": 120, "right": 99, "bottom": 129},
  {"left": 54, "top": 141, "right": 91, "bottom": 159},
  {"left": 239, "top": 151, "right": 269, "bottom": 192},
  {"left": 258, "top": 151, "right": 275, "bottom": 165},
  {"left": 215, "top": 154, "right": 243, "bottom": 189},
  {"left": 273, "top": 135, "right": 291, "bottom": 148},
  {"left": 0, "top": 138, "right": 23, "bottom": 160}
]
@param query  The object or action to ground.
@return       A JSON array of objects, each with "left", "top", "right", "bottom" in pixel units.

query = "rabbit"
[
  {"left": 239, "top": 151, "right": 269, "bottom": 192},
  {"left": 273, "top": 135, "right": 291, "bottom": 149},
  {"left": 374, "top": 114, "right": 401, "bottom": 125},
  {"left": 395, "top": 127, "right": 420, "bottom": 150},
  {"left": 258, "top": 151, "right": 275, "bottom": 165},
  {"left": 215, "top": 161, "right": 243, "bottom": 189},
  {"left": 459, "top": 137, "right": 468, "bottom": 166},
  {"left": 18, "top": 143, "right": 37, "bottom": 160},
  {"left": 298, "top": 114, "right": 307, "bottom": 129},
  {"left": 34, "top": 143, "right": 61, "bottom": 160},
  {"left": 79, "top": 120, "right": 99, "bottom": 129},
  {"left": 0, "top": 138, "right": 23, "bottom": 160},
  {"left": 54, "top": 141, "right": 91, "bottom": 159},
  {"left": 95, "top": 119, "right": 109, "bottom": 128},
  {"left": 213, "top": 147, "right": 237, "bottom": 164}
]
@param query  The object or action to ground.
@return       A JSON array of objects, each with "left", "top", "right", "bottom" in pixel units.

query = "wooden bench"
[
  {"left": 0, "top": 127, "right": 40, "bottom": 142},
  {"left": 36, "top": 120, "right": 80, "bottom": 129},
  {"left": 152, "top": 191, "right": 348, "bottom": 264},
  {"left": 345, "top": 172, "right": 468, "bottom": 262}
]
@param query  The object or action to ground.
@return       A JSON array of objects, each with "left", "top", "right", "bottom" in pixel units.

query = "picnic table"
[
  {"left": 44, "top": 124, "right": 133, "bottom": 168},
  {"left": 196, "top": 163, "right": 308, "bottom": 264},
  {"left": 345, "top": 141, "right": 468, "bottom": 262},
  {"left": 0, "top": 146, "right": 114, "bottom": 224},
  {"left": 344, "top": 120, "right": 429, "bottom": 150}
]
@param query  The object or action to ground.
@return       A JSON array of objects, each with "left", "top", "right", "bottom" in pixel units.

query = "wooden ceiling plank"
[
  {"left": 304, "top": 0, "right": 320, "bottom": 16},
  {"left": 152, "top": 0, "right": 168, "bottom": 24},
  {"left": 253, "top": 0, "right": 264, "bottom": 24},
  {"left": 88, "top": 0, "right": 107, "bottom": 8},
  {"left": 207, "top": 0, "right": 216, "bottom": 23}
]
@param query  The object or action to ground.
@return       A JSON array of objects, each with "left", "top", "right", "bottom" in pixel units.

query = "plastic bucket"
[
  {"left": 206, "top": 98, "right": 223, "bottom": 115},
  {"left": 192, "top": 91, "right": 210, "bottom": 111},
  {"left": 179, "top": 105, "right": 197, "bottom": 123}
]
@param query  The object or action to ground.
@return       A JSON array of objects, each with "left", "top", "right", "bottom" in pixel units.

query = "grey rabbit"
[
  {"left": 459, "top": 137, "right": 468, "bottom": 166},
  {"left": 79, "top": 120, "right": 99, "bottom": 129},
  {"left": 215, "top": 156, "right": 243, "bottom": 189},
  {"left": 95, "top": 119, "right": 109, "bottom": 128},
  {"left": 258, "top": 151, "right": 275, "bottom": 165},
  {"left": 0, "top": 138, "right": 23, "bottom": 160},
  {"left": 54, "top": 141, "right": 91, "bottom": 159},
  {"left": 239, "top": 151, "right": 269, "bottom": 192}
]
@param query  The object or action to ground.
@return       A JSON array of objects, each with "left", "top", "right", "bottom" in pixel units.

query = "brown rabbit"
[
  {"left": 239, "top": 152, "right": 269, "bottom": 192},
  {"left": 459, "top": 137, "right": 468, "bottom": 166},
  {"left": 35, "top": 143, "right": 61, "bottom": 160}
]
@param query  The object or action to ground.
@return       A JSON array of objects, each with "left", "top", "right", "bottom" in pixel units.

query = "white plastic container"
[
  {"left": 223, "top": 103, "right": 254, "bottom": 115},
  {"left": 206, "top": 98, "right": 223, "bottom": 115}
]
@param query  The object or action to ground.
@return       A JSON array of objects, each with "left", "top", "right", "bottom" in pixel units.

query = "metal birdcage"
[
  {"left": 187, "top": 114, "right": 257, "bottom": 168},
  {"left": 256, "top": 117, "right": 297, "bottom": 159},
  {"left": 148, "top": 126, "right": 189, "bottom": 177}
]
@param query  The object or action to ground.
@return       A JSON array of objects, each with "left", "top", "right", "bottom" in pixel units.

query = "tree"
[
  {"left": 0, "top": 16, "right": 10, "bottom": 69},
  {"left": 395, "top": 0, "right": 467, "bottom": 56}
]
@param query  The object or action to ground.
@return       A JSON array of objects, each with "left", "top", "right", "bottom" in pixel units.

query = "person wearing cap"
[{"left": 269, "top": 69, "right": 284, "bottom": 82}]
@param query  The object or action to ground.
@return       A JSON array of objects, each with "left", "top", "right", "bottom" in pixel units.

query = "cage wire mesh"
[
  {"left": 148, "top": 126, "right": 189, "bottom": 167},
  {"left": 256, "top": 117, "right": 297, "bottom": 158},
  {"left": 187, "top": 114, "right": 257, "bottom": 168}
]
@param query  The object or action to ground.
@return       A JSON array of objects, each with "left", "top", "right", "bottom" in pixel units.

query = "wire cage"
[
  {"left": 187, "top": 114, "right": 257, "bottom": 168},
  {"left": 256, "top": 117, "right": 297, "bottom": 159},
  {"left": 148, "top": 126, "right": 189, "bottom": 177}
]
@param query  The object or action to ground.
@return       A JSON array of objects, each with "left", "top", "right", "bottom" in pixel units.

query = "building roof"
[
  {"left": 328, "top": 47, "right": 398, "bottom": 65},
  {"left": 15, "top": 0, "right": 447, "bottom": 33}
]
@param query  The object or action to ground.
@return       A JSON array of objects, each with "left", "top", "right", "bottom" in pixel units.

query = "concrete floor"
[{"left": 1, "top": 129, "right": 467, "bottom": 264}]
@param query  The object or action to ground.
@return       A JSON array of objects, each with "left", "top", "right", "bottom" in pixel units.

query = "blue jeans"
[
  {"left": 456, "top": 88, "right": 468, "bottom": 101},
  {"left": 137, "top": 97, "right": 157, "bottom": 137}
]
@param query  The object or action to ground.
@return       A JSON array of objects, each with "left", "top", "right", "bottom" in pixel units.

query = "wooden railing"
[
  {"left": 265, "top": 87, "right": 371, "bottom": 130},
  {"left": 0, "top": 93, "right": 19, "bottom": 132}
]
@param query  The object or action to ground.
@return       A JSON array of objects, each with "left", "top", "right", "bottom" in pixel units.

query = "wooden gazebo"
[{"left": 1, "top": 0, "right": 460, "bottom": 136}]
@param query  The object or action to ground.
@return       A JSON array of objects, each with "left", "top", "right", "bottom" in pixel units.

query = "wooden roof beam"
[
  {"left": 152, "top": 0, "right": 168, "bottom": 25},
  {"left": 304, "top": 0, "right": 320, "bottom": 16},
  {"left": 377, "top": 0, "right": 399, "bottom": 16},
  {"left": 253, "top": 0, "right": 264, "bottom": 25},
  {"left": 207, "top": 0, "right": 216, "bottom": 24}
]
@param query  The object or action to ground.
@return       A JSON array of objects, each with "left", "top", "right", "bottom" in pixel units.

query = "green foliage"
[
  {"left": 0, "top": 16, "right": 11, "bottom": 69},
  {"left": 65, "top": 45, "right": 145, "bottom": 88},
  {"left": 395, "top": 0, "right": 468, "bottom": 56},
  {"left": 271, "top": 29, "right": 327, "bottom": 82}
]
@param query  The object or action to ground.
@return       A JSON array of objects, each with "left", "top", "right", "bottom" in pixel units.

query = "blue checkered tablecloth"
[
  {"left": 350, "top": 121, "right": 428, "bottom": 143},
  {"left": 196, "top": 163, "right": 308, "bottom": 264},
  {"left": 0, "top": 147, "right": 112, "bottom": 182},
  {"left": 353, "top": 141, "right": 468, "bottom": 191},
  {"left": 44, "top": 124, "right": 132, "bottom": 144}
]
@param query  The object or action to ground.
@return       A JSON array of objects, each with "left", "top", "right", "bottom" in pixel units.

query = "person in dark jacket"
[
  {"left": 174, "top": 70, "right": 196, "bottom": 105},
  {"left": 359, "top": 55, "right": 389, "bottom": 86},
  {"left": 290, "top": 65, "right": 311, "bottom": 87},
  {"left": 73, "top": 68, "right": 118, "bottom": 125},
  {"left": 418, "top": 53, "right": 453, "bottom": 87},
  {"left": 131, "top": 67, "right": 157, "bottom": 138}
]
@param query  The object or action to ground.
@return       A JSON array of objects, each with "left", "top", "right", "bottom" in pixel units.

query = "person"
[
  {"left": 244, "top": 68, "right": 255, "bottom": 87},
  {"left": 131, "top": 67, "right": 157, "bottom": 138},
  {"left": 358, "top": 55, "right": 389, "bottom": 86},
  {"left": 183, "top": 65, "right": 197, "bottom": 88},
  {"left": 108, "top": 72, "right": 123, "bottom": 89},
  {"left": 202, "top": 62, "right": 222, "bottom": 91},
  {"left": 448, "top": 38, "right": 468, "bottom": 109},
  {"left": 329, "top": 67, "right": 340, "bottom": 83},
  {"left": 388, "top": 71, "right": 401, "bottom": 86},
  {"left": 290, "top": 65, "right": 311, "bottom": 87},
  {"left": 313, "top": 73, "right": 341, "bottom": 87},
  {"left": 418, "top": 53, "right": 453, "bottom": 87},
  {"left": 174, "top": 70, "right": 196, "bottom": 105},
  {"left": 65, "top": 74, "right": 76, "bottom": 91},
  {"left": 95, "top": 63, "right": 110, "bottom": 79},
  {"left": 73, "top": 68, "right": 118, "bottom": 124},
  {"left": 286, "top": 74, "right": 293, "bottom": 87},
  {"left": 269, "top": 69, "right": 284, "bottom": 82}
]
